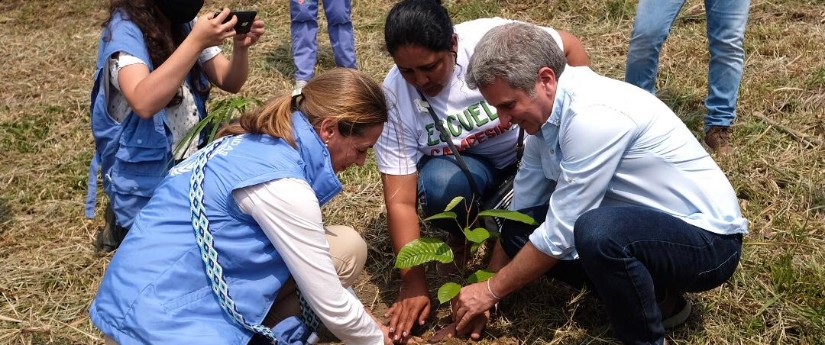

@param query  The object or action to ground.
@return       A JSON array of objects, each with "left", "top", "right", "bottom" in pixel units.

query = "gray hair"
[{"left": 467, "top": 22, "right": 566, "bottom": 92}]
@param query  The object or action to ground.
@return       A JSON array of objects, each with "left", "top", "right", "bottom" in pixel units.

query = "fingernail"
[
  {"left": 389, "top": 327, "right": 395, "bottom": 333},
  {"left": 403, "top": 331, "right": 408, "bottom": 337}
]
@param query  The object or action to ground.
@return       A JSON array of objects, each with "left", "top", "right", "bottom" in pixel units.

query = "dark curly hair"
[{"left": 102, "top": 0, "right": 210, "bottom": 107}]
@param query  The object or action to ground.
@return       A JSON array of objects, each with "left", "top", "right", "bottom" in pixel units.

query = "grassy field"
[{"left": 0, "top": 0, "right": 823, "bottom": 344}]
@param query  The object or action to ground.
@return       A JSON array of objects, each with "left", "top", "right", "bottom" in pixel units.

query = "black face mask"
[{"left": 154, "top": 0, "right": 204, "bottom": 24}]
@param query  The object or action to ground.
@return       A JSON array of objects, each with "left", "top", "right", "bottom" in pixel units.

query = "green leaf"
[
  {"left": 463, "top": 227, "right": 490, "bottom": 244},
  {"left": 444, "top": 196, "right": 465, "bottom": 212},
  {"left": 395, "top": 238, "right": 454, "bottom": 269},
  {"left": 437, "top": 282, "right": 461, "bottom": 304},
  {"left": 478, "top": 209, "right": 537, "bottom": 225},
  {"left": 174, "top": 96, "right": 261, "bottom": 156},
  {"left": 467, "top": 269, "right": 495, "bottom": 284},
  {"left": 423, "top": 211, "right": 457, "bottom": 221}
]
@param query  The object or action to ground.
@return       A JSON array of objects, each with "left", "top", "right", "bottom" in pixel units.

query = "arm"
[
  {"left": 118, "top": 11, "right": 237, "bottom": 119},
  {"left": 453, "top": 107, "right": 636, "bottom": 329},
  {"left": 381, "top": 173, "right": 432, "bottom": 343},
  {"left": 234, "top": 178, "right": 386, "bottom": 345},
  {"left": 557, "top": 30, "right": 591, "bottom": 67},
  {"left": 201, "top": 14, "right": 265, "bottom": 93},
  {"left": 453, "top": 242, "right": 557, "bottom": 330}
]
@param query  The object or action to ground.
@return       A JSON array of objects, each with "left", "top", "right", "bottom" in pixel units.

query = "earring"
[{"left": 324, "top": 139, "right": 329, "bottom": 147}]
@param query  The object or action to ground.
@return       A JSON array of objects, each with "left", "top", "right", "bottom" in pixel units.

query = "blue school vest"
[
  {"left": 90, "top": 112, "right": 343, "bottom": 344},
  {"left": 85, "top": 10, "right": 209, "bottom": 229}
]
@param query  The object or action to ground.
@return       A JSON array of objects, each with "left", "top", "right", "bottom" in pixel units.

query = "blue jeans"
[
  {"left": 625, "top": 0, "right": 750, "bottom": 130},
  {"left": 290, "top": 0, "right": 357, "bottom": 81},
  {"left": 500, "top": 205, "right": 743, "bottom": 345},
  {"left": 417, "top": 154, "right": 514, "bottom": 238}
]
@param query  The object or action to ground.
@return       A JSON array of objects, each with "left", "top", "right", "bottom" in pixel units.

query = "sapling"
[{"left": 394, "top": 196, "right": 536, "bottom": 303}]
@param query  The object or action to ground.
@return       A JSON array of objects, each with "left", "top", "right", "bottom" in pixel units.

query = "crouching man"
[{"left": 446, "top": 22, "right": 748, "bottom": 345}]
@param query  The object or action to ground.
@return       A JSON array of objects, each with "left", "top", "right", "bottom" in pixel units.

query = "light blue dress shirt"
[{"left": 513, "top": 67, "right": 749, "bottom": 260}]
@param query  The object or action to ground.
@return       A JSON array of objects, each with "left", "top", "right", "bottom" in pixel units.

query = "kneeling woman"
[{"left": 90, "top": 68, "right": 391, "bottom": 345}]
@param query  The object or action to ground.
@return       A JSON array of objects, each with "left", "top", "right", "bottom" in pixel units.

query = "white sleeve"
[
  {"left": 539, "top": 26, "right": 564, "bottom": 52},
  {"left": 233, "top": 179, "right": 383, "bottom": 345},
  {"left": 109, "top": 52, "right": 146, "bottom": 92},
  {"left": 374, "top": 80, "right": 422, "bottom": 175}
]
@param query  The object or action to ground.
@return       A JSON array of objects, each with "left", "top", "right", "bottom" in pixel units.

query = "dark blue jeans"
[
  {"left": 500, "top": 205, "right": 743, "bottom": 345},
  {"left": 417, "top": 154, "right": 515, "bottom": 238}
]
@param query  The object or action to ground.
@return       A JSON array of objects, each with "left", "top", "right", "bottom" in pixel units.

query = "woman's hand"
[
  {"left": 233, "top": 19, "right": 265, "bottom": 48},
  {"left": 385, "top": 276, "right": 431, "bottom": 343},
  {"left": 189, "top": 9, "right": 237, "bottom": 50}
]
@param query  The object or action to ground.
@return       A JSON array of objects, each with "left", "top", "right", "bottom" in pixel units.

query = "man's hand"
[
  {"left": 452, "top": 281, "right": 498, "bottom": 331},
  {"left": 385, "top": 277, "right": 431, "bottom": 343}
]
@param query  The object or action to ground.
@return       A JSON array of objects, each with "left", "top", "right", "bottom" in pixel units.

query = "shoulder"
[
  {"left": 383, "top": 66, "right": 407, "bottom": 92},
  {"left": 383, "top": 68, "right": 415, "bottom": 109}
]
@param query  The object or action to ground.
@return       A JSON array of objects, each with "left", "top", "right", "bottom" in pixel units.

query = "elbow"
[{"left": 131, "top": 106, "right": 158, "bottom": 120}]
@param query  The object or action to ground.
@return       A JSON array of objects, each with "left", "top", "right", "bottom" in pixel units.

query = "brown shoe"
[{"left": 704, "top": 126, "right": 733, "bottom": 156}]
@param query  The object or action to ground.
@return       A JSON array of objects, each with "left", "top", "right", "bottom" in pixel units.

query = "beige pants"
[{"left": 103, "top": 225, "right": 368, "bottom": 344}]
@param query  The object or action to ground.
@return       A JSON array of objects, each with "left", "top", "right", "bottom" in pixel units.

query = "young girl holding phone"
[{"left": 86, "top": 0, "right": 264, "bottom": 252}]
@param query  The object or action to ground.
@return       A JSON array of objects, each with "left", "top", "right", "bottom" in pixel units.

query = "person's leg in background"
[
  {"left": 322, "top": 0, "right": 357, "bottom": 69},
  {"left": 291, "top": 0, "right": 320, "bottom": 88},
  {"left": 94, "top": 201, "right": 129, "bottom": 253},
  {"left": 702, "top": 0, "right": 750, "bottom": 155},
  {"left": 574, "top": 206, "right": 743, "bottom": 344},
  {"left": 625, "top": 0, "right": 687, "bottom": 93}
]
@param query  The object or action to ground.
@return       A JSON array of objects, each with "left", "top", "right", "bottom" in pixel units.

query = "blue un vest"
[
  {"left": 90, "top": 112, "right": 342, "bottom": 344},
  {"left": 85, "top": 10, "right": 209, "bottom": 229}
]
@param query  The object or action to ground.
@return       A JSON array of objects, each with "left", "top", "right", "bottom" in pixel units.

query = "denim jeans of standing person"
[
  {"left": 625, "top": 0, "right": 750, "bottom": 131},
  {"left": 500, "top": 205, "right": 743, "bottom": 345},
  {"left": 290, "top": 0, "right": 357, "bottom": 82},
  {"left": 416, "top": 154, "right": 513, "bottom": 238}
]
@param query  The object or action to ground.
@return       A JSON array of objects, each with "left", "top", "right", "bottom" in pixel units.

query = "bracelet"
[{"left": 486, "top": 278, "right": 502, "bottom": 301}]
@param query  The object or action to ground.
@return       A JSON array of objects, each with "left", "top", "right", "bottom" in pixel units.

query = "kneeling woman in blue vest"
[{"left": 90, "top": 68, "right": 392, "bottom": 345}]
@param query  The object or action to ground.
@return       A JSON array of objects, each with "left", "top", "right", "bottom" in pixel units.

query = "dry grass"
[{"left": 0, "top": 0, "right": 823, "bottom": 344}]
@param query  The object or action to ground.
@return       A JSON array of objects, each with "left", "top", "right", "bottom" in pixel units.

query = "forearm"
[
  {"left": 219, "top": 44, "right": 250, "bottom": 93},
  {"left": 486, "top": 240, "right": 510, "bottom": 273},
  {"left": 488, "top": 242, "right": 557, "bottom": 298},
  {"left": 387, "top": 203, "right": 427, "bottom": 282},
  {"left": 127, "top": 39, "right": 203, "bottom": 118}
]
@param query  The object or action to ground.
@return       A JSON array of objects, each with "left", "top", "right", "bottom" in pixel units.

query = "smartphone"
[{"left": 218, "top": 11, "right": 257, "bottom": 34}]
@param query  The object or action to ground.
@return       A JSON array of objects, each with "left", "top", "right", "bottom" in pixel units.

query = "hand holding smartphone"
[{"left": 216, "top": 10, "right": 257, "bottom": 34}]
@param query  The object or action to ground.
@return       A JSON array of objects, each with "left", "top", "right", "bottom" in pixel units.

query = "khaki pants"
[{"left": 104, "top": 225, "right": 368, "bottom": 344}]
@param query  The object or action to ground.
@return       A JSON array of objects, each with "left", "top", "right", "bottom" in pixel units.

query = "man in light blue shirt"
[{"left": 446, "top": 23, "right": 748, "bottom": 344}]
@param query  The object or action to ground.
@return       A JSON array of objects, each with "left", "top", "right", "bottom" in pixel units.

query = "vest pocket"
[{"left": 161, "top": 285, "right": 212, "bottom": 313}]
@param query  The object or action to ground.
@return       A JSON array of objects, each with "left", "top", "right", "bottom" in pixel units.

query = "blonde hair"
[{"left": 218, "top": 68, "right": 388, "bottom": 146}]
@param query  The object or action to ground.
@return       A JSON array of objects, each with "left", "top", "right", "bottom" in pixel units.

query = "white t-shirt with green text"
[{"left": 376, "top": 17, "right": 564, "bottom": 175}]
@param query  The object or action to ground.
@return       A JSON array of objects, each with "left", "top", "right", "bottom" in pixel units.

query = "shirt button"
[{"left": 137, "top": 139, "right": 143, "bottom": 144}]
